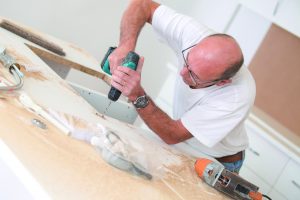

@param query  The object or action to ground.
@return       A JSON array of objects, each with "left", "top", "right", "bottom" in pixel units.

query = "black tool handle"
[
  {"left": 108, "top": 87, "right": 122, "bottom": 101},
  {"left": 108, "top": 52, "right": 140, "bottom": 101}
]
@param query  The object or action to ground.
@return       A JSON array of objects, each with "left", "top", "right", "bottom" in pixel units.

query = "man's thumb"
[{"left": 136, "top": 56, "right": 144, "bottom": 74}]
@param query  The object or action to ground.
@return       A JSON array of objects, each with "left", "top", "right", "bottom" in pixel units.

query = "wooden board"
[{"left": 0, "top": 18, "right": 229, "bottom": 200}]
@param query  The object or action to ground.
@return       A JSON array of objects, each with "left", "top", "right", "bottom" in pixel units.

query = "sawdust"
[
  {"left": 5, "top": 46, "right": 35, "bottom": 67},
  {"left": 23, "top": 71, "right": 48, "bottom": 81}
]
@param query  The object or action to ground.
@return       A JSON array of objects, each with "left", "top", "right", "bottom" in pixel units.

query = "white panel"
[
  {"left": 65, "top": 68, "right": 110, "bottom": 94},
  {"left": 274, "top": 159, "right": 300, "bottom": 200},
  {"left": 189, "top": 0, "right": 239, "bottom": 32},
  {"left": 238, "top": 0, "right": 279, "bottom": 19},
  {"left": 160, "top": 0, "right": 238, "bottom": 32},
  {"left": 243, "top": 122, "right": 289, "bottom": 185},
  {"left": 69, "top": 82, "right": 138, "bottom": 124},
  {"left": 226, "top": 6, "right": 272, "bottom": 66},
  {"left": 238, "top": 0, "right": 300, "bottom": 37},
  {"left": 273, "top": 0, "right": 300, "bottom": 37},
  {"left": 239, "top": 166, "right": 272, "bottom": 194}
]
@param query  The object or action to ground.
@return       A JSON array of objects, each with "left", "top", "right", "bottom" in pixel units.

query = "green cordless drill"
[{"left": 101, "top": 47, "right": 140, "bottom": 101}]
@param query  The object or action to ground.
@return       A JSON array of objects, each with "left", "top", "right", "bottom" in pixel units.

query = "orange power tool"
[{"left": 195, "top": 158, "right": 272, "bottom": 200}]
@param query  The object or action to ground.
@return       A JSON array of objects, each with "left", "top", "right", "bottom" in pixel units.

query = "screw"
[{"left": 31, "top": 118, "right": 47, "bottom": 129}]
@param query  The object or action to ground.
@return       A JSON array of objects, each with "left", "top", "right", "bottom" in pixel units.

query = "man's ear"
[{"left": 216, "top": 79, "right": 232, "bottom": 86}]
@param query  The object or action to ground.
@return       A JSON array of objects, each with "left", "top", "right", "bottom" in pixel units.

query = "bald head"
[{"left": 189, "top": 34, "right": 244, "bottom": 82}]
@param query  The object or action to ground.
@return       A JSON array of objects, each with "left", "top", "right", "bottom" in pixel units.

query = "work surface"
[{"left": 0, "top": 17, "right": 229, "bottom": 200}]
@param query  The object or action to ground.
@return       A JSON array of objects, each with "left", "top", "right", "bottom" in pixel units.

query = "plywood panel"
[{"left": 249, "top": 24, "right": 300, "bottom": 137}]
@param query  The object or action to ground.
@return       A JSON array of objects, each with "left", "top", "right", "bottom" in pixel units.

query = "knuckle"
[
  {"left": 118, "top": 73, "right": 125, "bottom": 80},
  {"left": 111, "top": 75, "right": 118, "bottom": 81},
  {"left": 123, "top": 90, "right": 129, "bottom": 96},
  {"left": 123, "top": 67, "right": 131, "bottom": 73}
]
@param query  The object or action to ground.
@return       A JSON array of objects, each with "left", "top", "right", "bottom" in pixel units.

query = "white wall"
[{"left": 0, "top": 0, "right": 126, "bottom": 57}]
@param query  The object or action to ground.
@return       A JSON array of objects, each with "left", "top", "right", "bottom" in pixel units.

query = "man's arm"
[
  {"left": 109, "top": 0, "right": 160, "bottom": 72},
  {"left": 137, "top": 97, "right": 193, "bottom": 144},
  {"left": 112, "top": 59, "right": 193, "bottom": 145},
  {"left": 119, "top": 0, "right": 159, "bottom": 49}
]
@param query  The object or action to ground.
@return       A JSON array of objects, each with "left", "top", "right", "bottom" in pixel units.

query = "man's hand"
[
  {"left": 108, "top": 46, "right": 131, "bottom": 74},
  {"left": 111, "top": 56, "right": 145, "bottom": 101}
]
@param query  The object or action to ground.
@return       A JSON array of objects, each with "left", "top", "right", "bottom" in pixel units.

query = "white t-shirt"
[{"left": 152, "top": 5, "right": 256, "bottom": 158}]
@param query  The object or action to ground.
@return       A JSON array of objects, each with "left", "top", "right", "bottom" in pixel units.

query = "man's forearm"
[
  {"left": 136, "top": 97, "right": 192, "bottom": 144},
  {"left": 119, "top": 0, "right": 153, "bottom": 49}
]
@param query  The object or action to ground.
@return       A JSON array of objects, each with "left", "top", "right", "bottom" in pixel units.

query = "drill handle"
[
  {"left": 107, "top": 51, "right": 140, "bottom": 102},
  {"left": 101, "top": 46, "right": 116, "bottom": 75}
]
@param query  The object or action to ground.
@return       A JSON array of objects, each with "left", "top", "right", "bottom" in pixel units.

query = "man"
[{"left": 108, "top": 0, "right": 256, "bottom": 173}]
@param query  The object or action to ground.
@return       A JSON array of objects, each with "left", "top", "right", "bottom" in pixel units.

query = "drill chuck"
[{"left": 108, "top": 87, "right": 121, "bottom": 101}]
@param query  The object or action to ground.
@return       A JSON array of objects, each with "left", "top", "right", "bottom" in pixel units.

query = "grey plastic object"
[{"left": 69, "top": 82, "right": 138, "bottom": 124}]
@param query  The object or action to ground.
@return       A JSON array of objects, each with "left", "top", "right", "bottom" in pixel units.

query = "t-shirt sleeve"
[
  {"left": 152, "top": 5, "right": 215, "bottom": 53},
  {"left": 181, "top": 100, "right": 247, "bottom": 148}
]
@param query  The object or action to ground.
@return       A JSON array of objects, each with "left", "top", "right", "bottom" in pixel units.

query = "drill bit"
[{"left": 103, "top": 100, "right": 112, "bottom": 115}]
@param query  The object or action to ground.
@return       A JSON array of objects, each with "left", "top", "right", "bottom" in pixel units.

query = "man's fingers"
[
  {"left": 116, "top": 66, "right": 133, "bottom": 75},
  {"left": 112, "top": 75, "right": 126, "bottom": 86},
  {"left": 111, "top": 80, "right": 124, "bottom": 92},
  {"left": 136, "top": 56, "right": 144, "bottom": 74},
  {"left": 113, "top": 67, "right": 131, "bottom": 81}
]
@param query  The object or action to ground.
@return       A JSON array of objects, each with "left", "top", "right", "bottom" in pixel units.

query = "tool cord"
[
  {"left": 262, "top": 194, "right": 272, "bottom": 200},
  {"left": 0, "top": 64, "right": 24, "bottom": 91}
]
